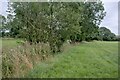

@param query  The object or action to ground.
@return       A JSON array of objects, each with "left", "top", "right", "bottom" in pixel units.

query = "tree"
[
  {"left": 47, "top": 3, "right": 82, "bottom": 52},
  {"left": 98, "top": 27, "right": 116, "bottom": 41},
  {"left": 7, "top": 1, "right": 106, "bottom": 53},
  {"left": 8, "top": 2, "right": 82, "bottom": 53},
  {"left": 116, "top": 35, "right": 120, "bottom": 41},
  {"left": 79, "top": 1, "right": 106, "bottom": 41},
  {"left": 0, "top": 15, "right": 8, "bottom": 37}
]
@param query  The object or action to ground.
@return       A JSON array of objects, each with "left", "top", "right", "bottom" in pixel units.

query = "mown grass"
[
  {"left": 1, "top": 38, "right": 21, "bottom": 48},
  {"left": 27, "top": 41, "right": 118, "bottom": 78}
]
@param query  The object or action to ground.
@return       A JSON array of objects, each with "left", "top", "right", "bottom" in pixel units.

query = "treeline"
[{"left": 0, "top": 1, "right": 119, "bottom": 53}]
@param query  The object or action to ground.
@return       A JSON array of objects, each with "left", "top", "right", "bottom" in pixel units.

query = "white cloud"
[
  {"left": 0, "top": 2, "right": 8, "bottom": 17},
  {"left": 100, "top": 1, "right": 118, "bottom": 35},
  {"left": 102, "top": 0, "right": 120, "bottom": 2}
]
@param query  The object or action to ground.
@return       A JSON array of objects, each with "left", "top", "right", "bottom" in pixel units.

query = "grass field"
[
  {"left": 1, "top": 39, "right": 118, "bottom": 78},
  {"left": 26, "top": 41, "right": 118, "bottom": 78},
  {"left": 1, "top": 39, "right": 21, "bottom": 48}
]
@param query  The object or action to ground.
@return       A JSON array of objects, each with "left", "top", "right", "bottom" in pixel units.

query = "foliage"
[
  {"left": 7, "top": 2, "right": 83, "bottom": 53},
  {"left": 116, "top": 35, "right": 120, "bottom": 41},
  {"left": 0, "top": 15, "right": 6, "bottom": 37},
  {"left": 79, "top": 1, "right": 106, "bottom": 41},
  {"left": 98, "top": 27, "right": 117, "bottom": 41},
  {"left": 5, "top": 2, "right": 107, "bottom": 53}
]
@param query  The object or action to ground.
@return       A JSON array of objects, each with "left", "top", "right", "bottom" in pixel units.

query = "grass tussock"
[{"left": 2, "top": 41, "right": 52, "bottom": 78}]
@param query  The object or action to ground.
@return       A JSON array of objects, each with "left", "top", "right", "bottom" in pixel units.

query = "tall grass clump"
[{"left": 2, "top": 42, "right": 52, "bottom": 78}]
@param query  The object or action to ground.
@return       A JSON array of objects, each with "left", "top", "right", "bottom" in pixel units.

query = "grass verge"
[{"left": 27, "top": 41, "right": 118, "bottom": 78}]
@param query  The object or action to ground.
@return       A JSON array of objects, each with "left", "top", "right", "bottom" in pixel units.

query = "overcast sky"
[
  {"left": 0, "top": 0, "right": 119, "bottom": 35},
  {"left": 100, "top": 0, "right": 119, "bottom": 35}
]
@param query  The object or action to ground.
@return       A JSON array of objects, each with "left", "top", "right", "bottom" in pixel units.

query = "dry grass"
[{"left": 2, "top": 42, "right": 52, "bottom": 78}]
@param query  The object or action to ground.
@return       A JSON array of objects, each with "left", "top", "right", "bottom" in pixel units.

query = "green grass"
[
  {"left": 1, "top": 39, "right": 118, "bottom": 78},
  {"left": 27, "top": 41, "right": 118, "bottom": 78},
  {"left": 1, "top": 38, "right": 21, "bottom": 49}
]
